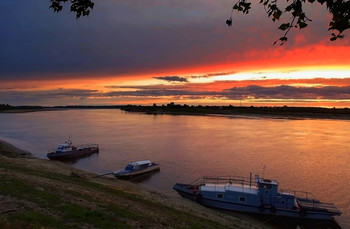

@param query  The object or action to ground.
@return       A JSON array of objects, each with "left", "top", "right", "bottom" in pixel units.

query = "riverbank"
[
  {"left": 2, "top": 104, "right": 350, "bottom": 120},
  {"left": 121, "top": 104, "right": 350, "bottom": 120},
  {"left": 0, "top": 139, "right": 268, "bottom": 229}
]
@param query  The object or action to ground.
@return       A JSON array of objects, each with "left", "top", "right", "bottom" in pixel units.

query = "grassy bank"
[{"left": 0, "top": 140, "right": 267, "bottom": 229}]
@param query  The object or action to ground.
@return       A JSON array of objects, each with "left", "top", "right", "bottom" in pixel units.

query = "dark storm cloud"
[
  {"left": 104, "top": 89, "right": 213, "bottom": 97},
  {"left": 105, "top": 84, "right": 192, "bottom": 90},
  {"left": 4, "top": 85, "right": 348, "bottom": 103},
  {"left": 102, "top": 85, "right": 350, "bottom": 100},
  {"left": 190, "top": 71, "right": 238, "bottom": 79},
  {"left": 154, "top": 76, "right": 188, "bottom": 82},
  {"left": 2, "top": 84, "right": 350, "bottom": 106},
  {"left": 36, "top": 89, "right": 99, "bottom": 98},
  {"left": 0, "top": 88, "right": 99, "bottom": 105},
  {"left": 0, "top": 89, "right": 98, "bottom": 101},
  {"left": 1, "top": 0, "right": 335, "bottom": 81},
  {"left": 2, "top": 0, "right": 241, "bottom": 79},
  {"left": 224, "top": 85, "right": 350, "bottom": 100}
]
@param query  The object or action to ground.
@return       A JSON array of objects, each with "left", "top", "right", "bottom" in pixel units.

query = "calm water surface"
[{"left": 0, "top": 109, "right": 349, "bottom": 229}]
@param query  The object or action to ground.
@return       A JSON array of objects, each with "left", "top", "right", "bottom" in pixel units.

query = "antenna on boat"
[
  {"left": 262, "top": 166, "right": 266, "bottom": 178},
  {"left": 249, "top": 172, "right": 252, "bottom": 187},
  {"left": 67, "top": 134, "right": 72, "bottom": 145}
]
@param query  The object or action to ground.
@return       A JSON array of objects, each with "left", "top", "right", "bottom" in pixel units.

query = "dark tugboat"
[{"left": 47, "top": 138, "right": 99, "bottom": 160}]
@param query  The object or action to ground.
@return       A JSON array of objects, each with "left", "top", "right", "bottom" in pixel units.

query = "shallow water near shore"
[{"left": 0, "top": 109, "right": 349, "bottom": 229}]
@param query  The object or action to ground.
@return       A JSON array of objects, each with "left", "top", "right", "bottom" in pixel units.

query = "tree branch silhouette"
[
  {"left": 48, "top": 0, "right": 349, "bottom": 43},
  {"left": 226, "top": 0, "right": 349, "bottom": 44},
  {"left": 50, "top": 0, "right": 94, "bottom": 18}
]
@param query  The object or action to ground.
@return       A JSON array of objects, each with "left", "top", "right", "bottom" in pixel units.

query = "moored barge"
[{"left": 173, "top": 174, "right": 341, "bottom": 220}]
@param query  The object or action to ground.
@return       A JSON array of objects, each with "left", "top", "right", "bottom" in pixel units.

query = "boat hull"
[
  {"left": 173, "top": 183, "right": 337, "bottom": 220},
  {"left": 47, "top": 147, "right": 99, "bottom": 160},
  {"left": 114, "top": 164, "right": 160, "bottom": 179}
]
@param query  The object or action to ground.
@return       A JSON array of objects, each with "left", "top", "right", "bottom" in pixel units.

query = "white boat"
[
  {"left": 173, "top": 174, "right": 342, "bottom": 220},
  {"left": 113, "top": 160, "right": 160, "bottom": 178}
]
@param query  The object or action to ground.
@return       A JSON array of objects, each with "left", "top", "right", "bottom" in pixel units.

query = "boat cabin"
[
  {"left": 197, "top": 176, "right": 298, "bottom": 211},
  {"left": 256, "top": 178, "right": 297, "bottom": 209},
  {"left": 55, "top": 139, "right": 75, "bottom": 153},
  {"left": 124, "top": 160, "right": 152, "bottom": 171},
  {"left": 173, "top": 174, "right": 341, "bottom": 220},
  {"left": 56, "top": 144, "right": 72, "bottom": 153}
]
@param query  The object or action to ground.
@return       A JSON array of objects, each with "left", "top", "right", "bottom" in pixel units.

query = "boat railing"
[
  {"left": 280, "top": 189, "right": 341, "bottom": 213},
  {"left": 192, "top": 176, "right": 257, "bottom": 187},
  {"left": 76, "top": 143, "right": 99, "bottom": 149},
  {"left": 279, "top": 189, "right": 319, "bottom": 201}
]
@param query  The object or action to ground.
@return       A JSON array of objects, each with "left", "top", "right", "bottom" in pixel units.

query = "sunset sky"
[{"left": 1, "top": 0, "right": 350, "bottom": 107}]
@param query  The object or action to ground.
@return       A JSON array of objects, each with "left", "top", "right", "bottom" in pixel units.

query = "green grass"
[
  {"left": 0, "top": 159, "right": 248, "bottom": 229},
  {"left": 0, "top": 174, "right": 138, "bottom": 228}
]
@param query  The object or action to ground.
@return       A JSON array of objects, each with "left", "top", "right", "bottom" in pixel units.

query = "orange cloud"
[{"left": 171, "top": 44, "right": 350, "bottom": 76}]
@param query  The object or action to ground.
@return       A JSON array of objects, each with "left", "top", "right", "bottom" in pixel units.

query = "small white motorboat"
[{"left": 113, "top": 160, "right": 160, "bottom": 179}]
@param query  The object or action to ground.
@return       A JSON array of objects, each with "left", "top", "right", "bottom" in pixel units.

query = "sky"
[{"left": 1, "top": 0, "right": 350, "bottom": 107}]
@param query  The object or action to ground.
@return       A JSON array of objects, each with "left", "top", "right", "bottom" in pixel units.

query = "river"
[{"left": 0, "top": 109, "right": 349, "bottom": 229}]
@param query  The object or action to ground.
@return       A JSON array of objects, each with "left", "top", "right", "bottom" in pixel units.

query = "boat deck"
[
  {"left": 298, "top": 198, "right": 342, "bottom": 214},
  {"left": 201, "top": 183, "right": 259, "bottom": 194}
]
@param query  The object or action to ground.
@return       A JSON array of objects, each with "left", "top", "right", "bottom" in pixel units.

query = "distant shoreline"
[
  {"left": 120, "top": 104, "right": 350, "bottom": 120},
  {"left": 1, "top": 104, "right": 350, "bottom": 120}
]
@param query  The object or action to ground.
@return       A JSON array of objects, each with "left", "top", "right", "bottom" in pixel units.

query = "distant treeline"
[
  {"left": 52, "top": 105, "right": 123, "bottom": 109},
  {"left": 0, "top": 104, "right": 44, "bottom": 111},
  {"left": 0, "top": 104, "right": 13, "bottom": 110},
  {"left": 2, "top": 103, "right": 350, "bottom": 119},
  {"left": 0, "top": 104, "right": 123, "bottom": 112},
  {"left": 121, "top": 103, "right": 350, "bottom": 119}
]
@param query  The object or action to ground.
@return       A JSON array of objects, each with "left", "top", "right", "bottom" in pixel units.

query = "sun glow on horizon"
[
  {"left": 1, "top": 64, "right": 350, "bottom": 108},
  {"left": 206, "top": 69, "right": 350, "bottom": 83}
]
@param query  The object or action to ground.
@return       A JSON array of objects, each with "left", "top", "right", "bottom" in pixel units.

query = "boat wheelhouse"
[
  {"left": 173, "top": 175, "right": 341, "bottom": 220},
  {"left": 113, "top": 160, "right": 160, "bottom": 178}
]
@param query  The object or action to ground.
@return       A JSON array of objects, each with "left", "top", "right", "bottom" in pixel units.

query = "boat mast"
[{"left": 262, "top": 166, "right": 266, "bottom": 178}]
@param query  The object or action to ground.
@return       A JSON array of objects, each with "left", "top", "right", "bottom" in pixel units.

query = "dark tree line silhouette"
[
  {"left": 121, "top": 103, "right": 350, "bottom": 119},
  {"left": 2, "top": 103, "right": 350, "bottom": 119}
]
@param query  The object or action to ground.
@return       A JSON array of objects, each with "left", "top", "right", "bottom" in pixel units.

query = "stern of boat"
[{"left": 297, "top": 198, "right": 342, "bottom": 219}]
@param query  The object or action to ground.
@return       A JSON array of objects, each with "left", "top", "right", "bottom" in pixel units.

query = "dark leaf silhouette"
[
  {"left": 50, "top": 0, "right": 94, "bottom": 19},
  {"left": 227, "top": 0, "right": 350, "bottom": 44},
  {"left": 48, "top": 0, "right": 349, "bottom": 44},
  {"left": 278, "top": 23, "right": 290, "bottom": 31}
]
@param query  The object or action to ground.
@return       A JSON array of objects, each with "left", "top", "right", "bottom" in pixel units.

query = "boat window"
[
  {"left": 260, "top": 184, "right": 272, "bottom": 189},
  {"left": 139, "top": 164, "right": 149, "bottom": 169},
  {"left": 125, "top": 164, "right": 134, "bottom": 170},
  {"left": 239, "top": 196, "right": 246, "bottom": 202},
  {"left": 217, "top": 193, "right": 223, "bottom": 199}
]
